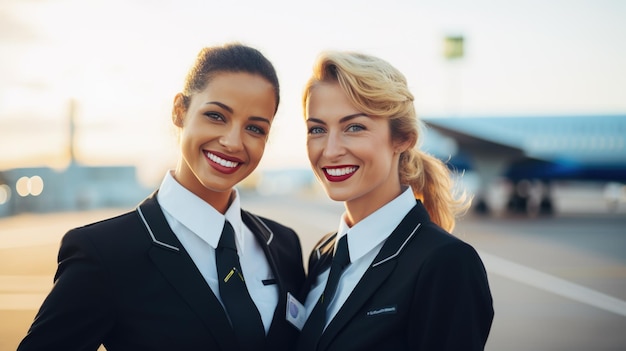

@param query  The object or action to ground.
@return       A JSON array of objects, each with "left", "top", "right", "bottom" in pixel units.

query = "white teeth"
[
  {"left": 325, "top": 167, "right": 357, "bottom": 176},
  {"left": 207, "top": 152, "right": 239, "bottom": 168}
]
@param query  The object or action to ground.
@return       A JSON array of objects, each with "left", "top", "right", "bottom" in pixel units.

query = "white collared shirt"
[
  {"left": 303, "top": 187, "right": 417, "bottom": 328},
  {"left": 157, "top": 171, "right": 278, "bottom": 333}
]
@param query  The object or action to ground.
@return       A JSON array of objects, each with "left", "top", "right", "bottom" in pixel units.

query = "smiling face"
[
  {"left": 173, "top": 72, "right": 276, "bottom": 210},
  {"left": 306, "top": 82, "right": 407, "bottom": 224}
]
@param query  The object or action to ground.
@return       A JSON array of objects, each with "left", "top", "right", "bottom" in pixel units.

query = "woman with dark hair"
[
  {"left": 18, "top": 43, "right": 305, "bottom": 351},
  {"left": 297, "top": 51, "right": 494, "bottom": 351}
]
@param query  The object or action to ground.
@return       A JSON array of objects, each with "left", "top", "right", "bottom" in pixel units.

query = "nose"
[
  {"left": 219, "top": 126, "right": 244, "bottom": 152},
  {"left": 322, "top": 131, "right": 346, "bottom": 160}
]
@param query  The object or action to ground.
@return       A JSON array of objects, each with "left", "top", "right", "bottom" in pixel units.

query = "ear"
[
  {"left": 394, "top": 135, "right": 414, "bottom": 154},
  {"left": 172, "top": 93, "right": 186, "bottom": 127}
]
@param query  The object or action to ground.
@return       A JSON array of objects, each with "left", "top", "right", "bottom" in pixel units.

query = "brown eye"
[
  {"left": 204, "top": 112, "right": 225, "bottom": 122},
  {"left": 246, "top": 124, "right": 267, "bottom": 135}
]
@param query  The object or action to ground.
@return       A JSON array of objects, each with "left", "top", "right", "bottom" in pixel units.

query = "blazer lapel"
[
  {"left": 300, "top": 232, "right": 336, "bottom": 299},
  {"left": 241, "top": 211, "right": 291, "bottom": 344},
  {"left": 137, "top": 195, "right": 236, "bottom": 351},
  {"left": 318, "top": 203, "right": 425, "bottom": 350}
]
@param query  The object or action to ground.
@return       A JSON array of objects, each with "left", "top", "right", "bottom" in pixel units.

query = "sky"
[{"left": 1, "top": 0, "right": 625, "bottom": 186}]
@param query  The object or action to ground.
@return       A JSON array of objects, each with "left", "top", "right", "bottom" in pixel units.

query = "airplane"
[{"left": 421, "top": 114, "right": 626, "bottom": 216}]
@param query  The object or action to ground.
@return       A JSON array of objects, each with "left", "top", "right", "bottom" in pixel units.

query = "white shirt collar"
[
  {"left": 157, "top": 171, "right": 245, "bottom": 250},
  {"left": 337, "top": 187, "right": 416, "bottom": 263}
]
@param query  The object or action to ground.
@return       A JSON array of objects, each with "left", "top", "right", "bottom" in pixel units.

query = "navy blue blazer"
[
  {"left": 18, "top": 194, "right": 305, "bottom": 351},
  {"left": 297, "top": 201, "right": 494, "bottom": 351}
]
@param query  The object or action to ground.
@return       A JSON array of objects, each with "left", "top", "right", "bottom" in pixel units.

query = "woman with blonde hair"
[{"left": 297, "top": 51, "right": 493, "bottom": 351}]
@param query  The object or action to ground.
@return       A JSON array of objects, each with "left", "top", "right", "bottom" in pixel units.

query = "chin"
[
  {"left": 324, "top": 189, "right": 351, "bottom": 202},
  {"left": 199, "top": 177, "right": 240, "bottom": 194}
]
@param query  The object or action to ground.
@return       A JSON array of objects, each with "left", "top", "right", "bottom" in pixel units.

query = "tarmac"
[{"left": 1, "top": 187, "right": 625, "bottom": 350}]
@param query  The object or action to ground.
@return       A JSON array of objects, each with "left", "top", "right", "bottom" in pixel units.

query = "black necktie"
[
  {"left": 216, "top": 220, "right": 265, "bottom": 351},
  {"left": 305, "top": 235, "right": 350, "bottom": 340}
]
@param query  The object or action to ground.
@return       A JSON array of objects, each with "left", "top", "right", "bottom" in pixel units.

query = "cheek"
[
  {"left": 306, "top": 139, "right": 320, "bottom": 158},
  {"left": 179, "top": 118, "right": 203, "bottom": 140},
  {"left": 178, "top": 128, "right": 193, "bottom": 147},
  {"left": 248, "top": 139, "right": 267, "bottom": 162}
]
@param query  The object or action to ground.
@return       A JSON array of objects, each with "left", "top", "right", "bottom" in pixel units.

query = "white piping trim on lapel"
[
  {"left": 371, "top": 223, "right": 421, "bottom": 268},
  {"left": 314, "top": 233, "right": 336, "bottom": 260},
  {"left": 248, "top": 213, "right": 274, "bottom": 245},
  {"left": 136, "top": 207, "right": 180, "bottom": 251}
]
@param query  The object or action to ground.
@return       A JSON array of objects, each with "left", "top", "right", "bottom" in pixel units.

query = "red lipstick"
[
  {"left": 206, "top": 151, "right": 243, "bottom": 175},
  {"left": 323, "top": 166, "right": 358, "bottom": 182}
]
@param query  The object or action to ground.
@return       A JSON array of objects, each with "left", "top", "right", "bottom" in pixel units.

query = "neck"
[
  {"left": 171, "top": 170, "right": 234, "bottom": 214},
  {"left": 209, "top": 190, "right": 234, "bottom": 215},
  {"left": 343, "top": 184, "right": 403, "bottom": 227}
]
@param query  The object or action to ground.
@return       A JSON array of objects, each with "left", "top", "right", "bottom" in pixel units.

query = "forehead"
[
  {"left": 194, "top": 72, "right": 277, "bottom": 116},
  {"left": 306, "top": 82, "right": 360, "bottom": 118},
  {"left": 204, "top": 71, "right": 273, "bottom": 96}
]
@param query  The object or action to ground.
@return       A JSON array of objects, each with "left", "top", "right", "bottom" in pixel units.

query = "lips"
[
  {"left": 206, "top": 151, "right": 243, "bottom": 174},
  {"left": 323, "top": 166, "right": 358, "bottom": 182}
]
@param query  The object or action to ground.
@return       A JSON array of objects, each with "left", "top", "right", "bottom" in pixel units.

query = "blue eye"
[
  {"left": 308, "top": 126, "right": 325, "bottom": 134},
  {"left": 346, "top": 124, "right": 365, "bottom": 132}
]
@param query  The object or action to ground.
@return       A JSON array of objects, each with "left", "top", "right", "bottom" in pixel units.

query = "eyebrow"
[
  {"left": 250, "top": 116, "right": 272, "bottom": 125},
  {"left": 306, "top": 113, "right": 368, "bottom": 125},
  {"left": 206, "top": 101, "right": 233, "bottom": 113},
  {"left": 205, "top": 101, "right": 272, "bottom": 125}
]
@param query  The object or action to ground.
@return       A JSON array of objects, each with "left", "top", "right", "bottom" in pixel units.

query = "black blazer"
[
  {"left": 18, "top": 194, "right": 305, "bottom": 351},
  {"left": 297, "top": 201, "right": 493, "bottom": 351}
]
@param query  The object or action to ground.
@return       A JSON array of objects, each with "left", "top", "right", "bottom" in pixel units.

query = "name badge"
[{"left": 286, "top": 292, "right": 306, "bottom": 331}]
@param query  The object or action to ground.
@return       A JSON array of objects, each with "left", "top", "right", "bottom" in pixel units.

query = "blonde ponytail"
[{"left": 400, "top": 148, "right": 471, "bottom": 232}]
